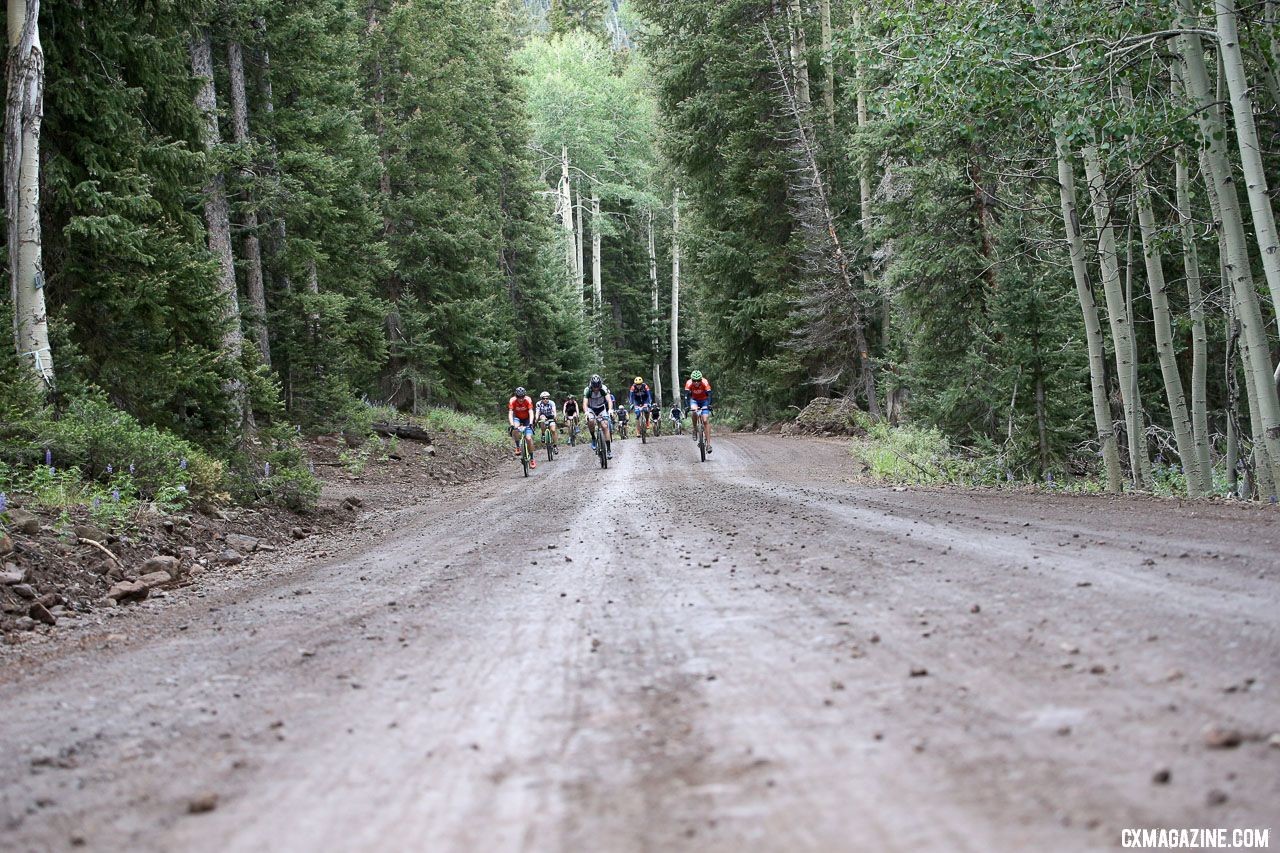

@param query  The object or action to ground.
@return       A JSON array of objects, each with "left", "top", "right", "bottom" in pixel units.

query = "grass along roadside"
[{"left": 359, "top": 405, "right": 509, "bottom": 449}]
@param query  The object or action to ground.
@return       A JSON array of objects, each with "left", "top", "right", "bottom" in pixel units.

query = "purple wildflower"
[
  {"left": 44, "top": 449, "right": 52, "bottom": 466},
  {"left": 0, "top": 493, "right": 7, "bottom": 512},
  {"left": 112, "top": 489, "right": 120, "bottom": 503},
  {"left": 179, "top": 458, "right": 188, "bottom": 470}
]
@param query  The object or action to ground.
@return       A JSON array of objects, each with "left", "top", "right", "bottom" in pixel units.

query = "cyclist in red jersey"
[
  {"left": 683, "top": 370, "right": 713, "bottom": 454},
  {"left": 508, "top": 386, "right": 537, "bottom": 469}
]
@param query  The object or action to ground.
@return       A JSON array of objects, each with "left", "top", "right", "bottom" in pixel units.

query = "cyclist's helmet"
[
  {"left": 634, "top": 376, "right": 643, "bottom": 385},
  {"left": 690, "top": 370, "right": 703, "bottom": 381},
  {"left": 515, "top": 386, "right": 526, "bottom": 397},
  {"left": 540, "top": 391, "right": 550, "bottom": 399},
  {"left": 590, "top": 374, "right": 603, "bottom": 388}
]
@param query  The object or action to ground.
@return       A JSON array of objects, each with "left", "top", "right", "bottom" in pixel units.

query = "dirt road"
[{"left": 1, "top": 435, "right": 1276, "bottom": 852}]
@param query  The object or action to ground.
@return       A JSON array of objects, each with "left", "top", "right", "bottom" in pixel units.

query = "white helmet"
[{"left": 540, "top": 391, "right": 551, "bottom": 399}]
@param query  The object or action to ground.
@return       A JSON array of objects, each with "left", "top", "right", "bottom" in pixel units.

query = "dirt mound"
[{"left": 781, "top": 397, "right": 867, "bottom": 437}]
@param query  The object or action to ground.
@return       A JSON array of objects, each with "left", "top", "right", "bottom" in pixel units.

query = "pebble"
[
  {"left": 1202, "top": 724, "right": 1243, "bottom": 749},
  {"left": 72, "top": 524, "right": 109, "bottom": 543},
  {"left": 187, "top": 793, "right": 219, "bottom": 814},
  {"left": 28, "top": 602, "right": 56, "bottom": 626},
  {"left": 7, "top": 508, "right": 41, "bottom": 534},
  {"left": 224, "top": 534, "right": 259, "bottom": 554},
  {"left": 1152, "top": 768, "right": 1171, "bottom": 785}
]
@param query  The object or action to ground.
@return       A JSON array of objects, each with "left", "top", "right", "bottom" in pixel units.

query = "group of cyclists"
[{"left": 506, "top": 371, "right": 714, "bottom": 470}]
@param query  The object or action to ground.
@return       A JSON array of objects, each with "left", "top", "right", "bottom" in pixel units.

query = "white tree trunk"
[
  {"left": 1052, "top": 131, "right": 1124, "bottom": 493},
  {"left": 1176, "top": 1, "right": 1280, "bottom": 488},
  {"left": 786, "top": 0, "right": 811, "bottom": 110},
  {"left": 648, "top": 208, "right": 662, "bottom": 406},
  {"left": 5, "top": 0, "right": 52, "bottom": 389},
  {"left": 574, "top": 184, "right": 585, "bottom": 299},
  {"left": 559, "top": 146, "right": 576, "bottom": 298},
  {"left": 1081, "top": 140, "right": 1147, "bottom": 488},
  {"left": 1240, "top": 325, "right": 1278, "bottom": 499},
  {"left": 1216, "top": 0, "right": 1280, "bottom": 319},
  {"left": 227, "top": 39, "right": 271, "bottom": 366},
  {"left": 190, "top": 27, "right": 249, "bottom": 426},
  {"left": 591, "top": 191, "right": 602, "bottom": 316},
  {"left": 1130, "top": 141, "right": 1202, "bottom": 495},
  {"left": 1172, "top": 68, "right": 1214, "bottom": 494},
  {"left": 671, "top": 189, "right": 681, "bottom": 402}
]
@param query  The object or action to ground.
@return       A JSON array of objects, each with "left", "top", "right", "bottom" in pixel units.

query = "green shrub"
[
  {"left": 21, "top": 397, "right": 219, "bottom": 497},
  {"left": 0, "top": 394, "right": 223, "bottom": 526},
  {"left": 849, "top": 420, "right": 978, "bottom": 485},
  {"left": 420, "top": 407, "right": 508, "bottom": 447}
]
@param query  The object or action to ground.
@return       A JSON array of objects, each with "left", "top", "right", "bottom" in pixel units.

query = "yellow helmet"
[{"left": 634, "top": 376, "right": 643, "bottom": 384}]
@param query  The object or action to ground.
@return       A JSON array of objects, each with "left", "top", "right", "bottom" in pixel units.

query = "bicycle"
[
  {"left": 616, "top": 416, "right": 629, "bottom": 441},
  {"left": 512, "top": 425, "right": 534, "bottom": 477},
  {"left": 691, "top": 406, "right": 710, "bottom": 462},
  {"left": 652, "top": 409, "right": 662, "bottom": 438},
  {"left": 593, "top": 413, "right": 611, "bottom": 469},
  {"left": 567, "top": 417, "right": 580, "bottom": 447},
  {"left": 635, "top": 404, "right": 653, "bottom": 444},
  {"left": 540, "top": 420, "right": 557, "bottom": 462}
]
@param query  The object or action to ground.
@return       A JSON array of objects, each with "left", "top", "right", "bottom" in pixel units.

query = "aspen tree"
[
  {"left": 1176, "top": 0, "right": 1280, "bottom": 487},
  {"left": 1081, "top": 139, "right": 1148, "bottom": 487},
  {"left": 5, "top": 0, "right": 53, "bottom": 388}
]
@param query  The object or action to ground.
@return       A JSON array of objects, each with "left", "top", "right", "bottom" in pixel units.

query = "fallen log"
[{"left": 370, "top": 422, "right": 432, "bottom": 442}]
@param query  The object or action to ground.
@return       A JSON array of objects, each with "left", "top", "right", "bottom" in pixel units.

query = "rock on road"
[{"left": 1, "top": 435, "right": 1277, "bottom": 852}]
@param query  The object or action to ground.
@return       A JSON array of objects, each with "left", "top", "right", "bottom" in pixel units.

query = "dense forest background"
[{"left": 4, "top": 0, "right": 1280, "bottom": 505}]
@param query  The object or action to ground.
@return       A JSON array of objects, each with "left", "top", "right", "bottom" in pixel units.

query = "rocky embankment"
[{"left": 1, "top": 428, "right": 503, "bottom": 643}]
